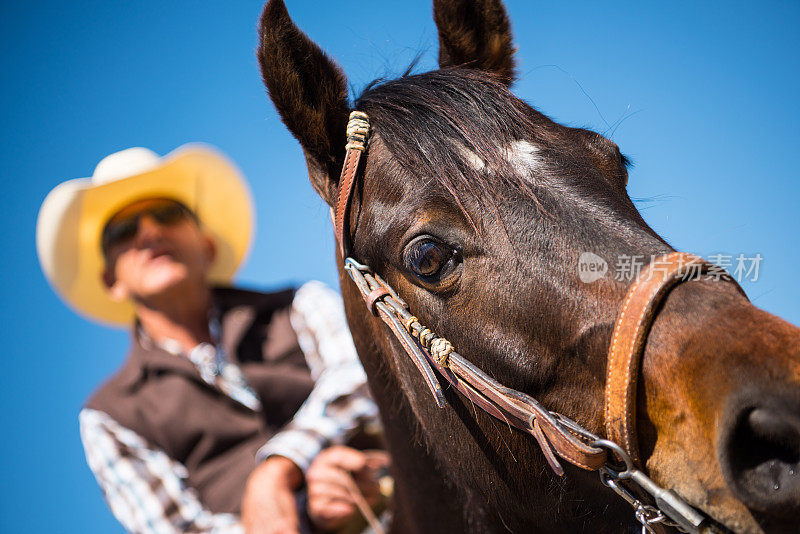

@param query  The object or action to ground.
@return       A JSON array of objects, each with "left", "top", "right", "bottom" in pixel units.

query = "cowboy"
[{"left": 36, "top": 144, "right": 388, "bottom": 533}]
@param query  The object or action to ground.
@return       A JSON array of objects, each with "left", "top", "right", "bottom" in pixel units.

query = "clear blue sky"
[{"left": 1, "top": 1, "right": 798, "bottom": 532}]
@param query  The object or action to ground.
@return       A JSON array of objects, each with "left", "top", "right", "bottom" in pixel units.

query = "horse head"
[{"left": 257, "top": 1, "right": 800, "bottom": 531}]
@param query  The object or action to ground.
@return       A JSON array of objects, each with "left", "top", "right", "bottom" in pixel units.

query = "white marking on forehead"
[
  {"left": 505, "top": 140, "right": 543, "bottom": 175},
  {"left": 453, "top": 139, "right": 544, "bottom": 177},
  {"left": 456, "top": 143, "right": 486, "bottom": 172}
]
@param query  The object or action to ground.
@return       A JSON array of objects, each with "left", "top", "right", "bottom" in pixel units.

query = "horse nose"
[{"left": 718, "top": 388, "right": 800, "bottom": 518}]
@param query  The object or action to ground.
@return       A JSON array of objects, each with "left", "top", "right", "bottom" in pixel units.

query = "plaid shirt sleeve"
[
  {"left": 256, "top": 281, "right": 381, "bottom": 471},
  {"left": 79, "top": 408, "right": 244, "bottom": 534}
]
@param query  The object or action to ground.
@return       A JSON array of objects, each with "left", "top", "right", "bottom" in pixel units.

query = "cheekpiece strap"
[{"left": 335, "top": 111, "right": 370, "bottom": 259}]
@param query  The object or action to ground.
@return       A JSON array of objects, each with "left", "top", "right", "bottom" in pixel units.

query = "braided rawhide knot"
[
  {"left": 345, "top": 111, "right": 370, "bottom": 151},
  {"left": 403, "top": 316, "right": 454, "bottom": 366},
  {"left": 429, "top": 337, "right": 454, "bottom": 367}
]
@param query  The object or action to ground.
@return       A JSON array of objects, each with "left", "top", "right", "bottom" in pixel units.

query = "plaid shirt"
[{"left": 80, "top": 281, "right": 379, "bottom": 534}]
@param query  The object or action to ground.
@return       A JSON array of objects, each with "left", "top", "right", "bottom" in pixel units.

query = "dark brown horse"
[{"left": 256, "top": 0, "right": 800, "bottom": 532}]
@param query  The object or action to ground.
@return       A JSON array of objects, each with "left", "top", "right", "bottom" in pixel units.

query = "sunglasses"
[{"left": 101, "top": 201, "right": 196, "bottom": 255}]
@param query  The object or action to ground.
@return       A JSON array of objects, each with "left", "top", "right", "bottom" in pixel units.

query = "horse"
[{"left": 256, "top": 0, "right": 800, "bottom": 532}]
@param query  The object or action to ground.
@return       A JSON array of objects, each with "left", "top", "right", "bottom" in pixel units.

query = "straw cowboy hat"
[{"left": 36, "top": 143, "right": 254, "bottom": 326}]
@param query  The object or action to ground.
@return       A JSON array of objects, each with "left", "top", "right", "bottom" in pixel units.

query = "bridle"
[{"left": 333, "top": 111, "right": 740, "bottom": 533}]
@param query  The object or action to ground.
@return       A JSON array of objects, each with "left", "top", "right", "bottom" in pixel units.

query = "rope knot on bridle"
[
  {"left": 345, "top": 111, "right": 370, "bottom": 151},
  {"left": 429, "top": 337, "right": 454, "bottom": 367},
  {"left": 403, "top": 315, "right": 454, "bottom": 366}
]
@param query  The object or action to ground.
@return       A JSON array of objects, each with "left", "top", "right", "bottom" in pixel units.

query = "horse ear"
[
  {"left": 433, "top": 0, "right": 517, "bottom": 85},
  {"left": 257, "top": 0, "right": 349, "bottom": 206}
]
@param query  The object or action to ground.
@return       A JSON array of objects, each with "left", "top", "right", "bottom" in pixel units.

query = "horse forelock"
[{"left": 355, "top": 70, "right": 551, "bottom": 212}]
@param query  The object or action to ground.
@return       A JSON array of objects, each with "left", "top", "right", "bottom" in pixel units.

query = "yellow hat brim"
[{"left": 36, "top": 144, "right": 254, "bottom": 326}]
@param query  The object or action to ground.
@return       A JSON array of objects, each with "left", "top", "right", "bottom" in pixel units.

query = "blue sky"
[{"left": 1, "top": 1, "right": 798, "bottom": 532}]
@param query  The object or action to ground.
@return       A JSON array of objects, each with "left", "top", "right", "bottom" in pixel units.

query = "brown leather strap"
[
  {"left": 335, "top": 148, "right": 363, "bottom": 258},
  {"left": 366, "top": 287, "right": 390, "bottom": 315},
  {"left": 343, "top": 261, "right": 608, "bottom": 474},
  {"left": 442, "top": 350, "right": 607, "bottom": 471},
  {"left": 604, "top": 252, "right": 741, "bottom": 465},
  {"left": 335, "top": 111, "right": 370, "bottom": 259}
]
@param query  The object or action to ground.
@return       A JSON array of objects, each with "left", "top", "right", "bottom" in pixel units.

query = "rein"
[{"left": 333, "top": 111, "right": 736, "bottom": 533}]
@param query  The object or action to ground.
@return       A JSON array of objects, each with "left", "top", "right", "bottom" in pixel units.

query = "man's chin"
[{"left": 137, "top": 267, "right": 193, "bottom": 300}]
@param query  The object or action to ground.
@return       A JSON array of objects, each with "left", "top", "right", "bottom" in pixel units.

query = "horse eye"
[{"left": 404, "top": 237, "right": 455, "bottom": 280}]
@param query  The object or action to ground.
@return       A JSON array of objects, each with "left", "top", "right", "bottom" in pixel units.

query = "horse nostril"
[
  {"left": 719, "top": 401, "right": 800, "bottom": 518},
  {"left": 747, "top": 409, "right": 800, "bottom": 465}
]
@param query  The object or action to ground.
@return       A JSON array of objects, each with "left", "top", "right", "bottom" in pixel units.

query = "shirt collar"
[{"left": 134, "top": 306, "right": 222, "bottom": 357}]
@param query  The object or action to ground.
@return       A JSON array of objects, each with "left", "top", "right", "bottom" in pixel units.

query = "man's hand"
[
  {"left": 242, "top": 455, "right": 304, "bottom": 534},
  {"left": 305, "top": 446, "right": 390, "bottom": 533}
]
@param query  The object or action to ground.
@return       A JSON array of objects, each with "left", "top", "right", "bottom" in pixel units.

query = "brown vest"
[{"left": 86, "top": 286, "right": 316, "bottom": 514}]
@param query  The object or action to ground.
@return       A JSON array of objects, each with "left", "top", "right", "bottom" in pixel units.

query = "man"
[{"left": 36, "top": 144, "right": 388, "bottom": 533}]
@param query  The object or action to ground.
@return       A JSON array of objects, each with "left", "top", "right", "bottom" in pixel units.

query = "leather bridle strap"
[
  {"left": 604, "top": 252, "right": 744, "bottom": 465},
  {"left": 335, "top": 111, "right": 369, "bottom": 259},
  {"left": 343, "top": 256, "right": 608, "bottom": 475}
]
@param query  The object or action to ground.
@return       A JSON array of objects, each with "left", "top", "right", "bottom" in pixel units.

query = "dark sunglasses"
[{"left": 101, "top": 201, "right": 196, "bottom": 255}]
